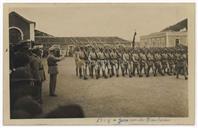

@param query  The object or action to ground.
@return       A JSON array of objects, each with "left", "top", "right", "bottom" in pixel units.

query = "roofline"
[{"left": 10, "top": 11, "right": 36, "bottom": 25}]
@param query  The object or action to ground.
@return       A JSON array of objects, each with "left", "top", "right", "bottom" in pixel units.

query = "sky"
[{"left": 8, "top": 4, "right": 193, "bottom": 41}]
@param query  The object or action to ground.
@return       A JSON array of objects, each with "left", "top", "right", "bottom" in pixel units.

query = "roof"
[
  {"left": 35, "top": 36, "right": 131, "bottom": 44},
  {"left": 9, "top": 11, "right": 36, "bottom": 25},
  {"left": 161, "top": 18, "right": 187, "bottom": 32},
  {"left": 35, "top": 29, "right": 54, "bottom": 37}
]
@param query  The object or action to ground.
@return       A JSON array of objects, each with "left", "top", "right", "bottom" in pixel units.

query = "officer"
[
  {"left": 32, "top": 47, "right": 46, "bottom": 104},
  {"left": 47, "top": 47, "right": 64, "bottom": 96},
  {"left": 10, "top": 50, "right": 34, "bottom": 110}
]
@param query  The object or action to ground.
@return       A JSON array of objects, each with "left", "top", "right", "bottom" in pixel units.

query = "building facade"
[
  {"left": 140, "top": 31, "right": 187, "bottom": 48},
  {"left": 139, "top": 19, "right": 188, "bottom": 48},
  {"left": 9, "top": 11, "right": 36, "bottom": 44}
]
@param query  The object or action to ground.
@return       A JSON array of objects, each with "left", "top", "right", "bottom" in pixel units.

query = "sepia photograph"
[{"left": 3, "top": 3, "right": 195, "bottom": 125}]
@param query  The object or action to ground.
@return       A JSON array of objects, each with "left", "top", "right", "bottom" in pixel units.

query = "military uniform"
[
  {"left": 88, "top": 49, "right": 97, "bottom": 78},
  {"left": 122, "top": 51, "right": 132, "bottom": 77},
  {"left": 96, "top": 49, "right": 107, "bottom": 78},
  {"left": 47, "top": 51, "right": 64, "bottom": 96},
  {"left": 154, "top": 52, "right": 164, "bottom": 76},
  {"left": 132, "top": 52, "right": 140, "bottom": 76},
  {"left": 146, "top": 52, "right": 155, "bottom": 77},
  {"left": 110, "top": 50, "right": 118, "bottom": 77},
  {"left": 31, "top": 49, "right": 46, "bottom": 103},
  {"left": 139, "top": 52, "right": 148, "bottom": 77},
  {"left": 176, "top": 52, "right": 188, "bottom": 79},
  {"left": 161, "top": 52, "right": 170, "bottom": 75},
  {"left": 167, "top": 52, "right": 175, "bottom": 75},
  {"left": 78, "top": 48, "right": 88, "bottom": 79},
  {"left": 104, "top": 50, "right": 111, "bottom": 77}
]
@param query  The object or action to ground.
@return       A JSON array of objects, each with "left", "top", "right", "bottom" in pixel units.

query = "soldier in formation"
[{"left": 73, "top": 45, "right": 188, "bottom": 80}]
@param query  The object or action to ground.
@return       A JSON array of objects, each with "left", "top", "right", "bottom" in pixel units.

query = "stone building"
[{"left": 139, "top": 19, "right": 187, "bottom": 48}]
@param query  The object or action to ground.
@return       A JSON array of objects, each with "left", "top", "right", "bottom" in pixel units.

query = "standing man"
[
  {"left": 32, "top": 47, "right": 46, "bottom": 104},
  {"left": 47, "top": 47, "right": 64, "bottom": 97}
]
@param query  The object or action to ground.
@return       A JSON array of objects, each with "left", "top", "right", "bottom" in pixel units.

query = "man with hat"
[
  {"left": 32, "top": 47, "right": 46, "bottom": 103},
  {"left": 47, "top": 47, "right": 64, "bottom": 96}
]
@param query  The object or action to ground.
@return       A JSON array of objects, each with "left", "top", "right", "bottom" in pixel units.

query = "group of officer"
[
  {"left": 74, "top": 45, "right": 188, "bottom": 80},
  {"left": 10, "top": 40, "right": 45, "bottom": 111}
]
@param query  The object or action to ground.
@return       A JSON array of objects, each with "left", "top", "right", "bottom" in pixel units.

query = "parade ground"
[{"left": 41, "top": 57, "right": 188, "bottom": 117}]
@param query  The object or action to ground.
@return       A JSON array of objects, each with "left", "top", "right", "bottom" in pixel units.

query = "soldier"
[
  {"left": 96, "top": 48, "right": 107, "bottom": 78},
  {"left": 153, "top": 50, "right": 164, "bottom": 76},
  {"left": 109, "top": 48, "right": 118, "bottom": 77},
  {"left": 74, "top": 47, "right": 80, "bottom": 77},
  {"left": 132, "top": 49, "right": 140, "bottom": 76},
  {"left": 10, "top": 51, "right": 34, "bottom": 110},
  {"left": 104, "top": 48, "right": 111, "bottom": 78},
  {"left": 116, "top": 48, "right": 123, "bottom": 77},
  {"left": 78, "top": 47, "right": 88, "bottom": 80},
  {"left": 88, "top": 47, "right": 98, "bottom": 78},
  {"left": 167, "top": 49, "right": 175, "bottom": 75},
  {"left": 174, "top": 49, "right": 180, "bottom": 75},
  {"left": 139, "top": 50, "right": 148, "bottom": 77},
  {"left": 121, "top": 49, "right": 131, "bottom": 77},
  {"left": 176, "top": 49, "right": 188, "bottom": 80},
  {"left": 32, "top": 47, "right": 46, "bottom": 104},
  {"left": 146, "top": 50, "right": 155, "bottom": 77},
  {"left": 47, "top": 47, "right": 64, "bottom": 96},
  {"left": 161, "top": 49, "right": 171, "bottom": 75}
]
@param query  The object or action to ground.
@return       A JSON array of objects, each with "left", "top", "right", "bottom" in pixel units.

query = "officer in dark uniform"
[
  {"left": 10, "top": 40, "right": 35, "bottom": 110},
  {"left": 32, "top": 47, "right": 46, "bottom": 103}
]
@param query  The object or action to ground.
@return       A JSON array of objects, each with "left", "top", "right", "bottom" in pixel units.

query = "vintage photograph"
[{"left": 3, "top": 3, "right": 195, "bottom": 125}]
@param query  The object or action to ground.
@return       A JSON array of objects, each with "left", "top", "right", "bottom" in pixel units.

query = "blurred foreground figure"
[
  {"left": 44, "top": 104, "right": 84, "bottom": 118},
  {"left": 47, "top": 47, "right": 64, "bottom": 97},
  {"left": 11, "top": 96, "right": 42, "bottom": 119}
]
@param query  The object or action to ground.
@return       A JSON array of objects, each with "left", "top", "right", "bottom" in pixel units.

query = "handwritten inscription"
[{"left": 96, "top": 117, "right": 170, "bottom": 124}]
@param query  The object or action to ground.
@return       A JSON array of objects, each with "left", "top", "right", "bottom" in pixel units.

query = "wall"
[{"left": 166, "top": 32, "right": 187, "bottom": 47}]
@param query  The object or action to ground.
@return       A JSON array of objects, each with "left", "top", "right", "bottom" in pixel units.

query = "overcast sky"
[{"left": 9, "top": 4, "right": 193, "bottom": 41}]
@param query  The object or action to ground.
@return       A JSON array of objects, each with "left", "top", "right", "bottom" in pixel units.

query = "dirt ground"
[{"left": 41, "top": 57, "right": 188, "bottom": 117}]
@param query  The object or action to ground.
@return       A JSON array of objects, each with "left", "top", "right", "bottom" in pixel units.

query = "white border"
[{"left": 0, "top": 0, "right": 197, "bottom": 128}]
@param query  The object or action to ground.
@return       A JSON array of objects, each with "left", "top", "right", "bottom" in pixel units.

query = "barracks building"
[{"left": 139, "top": 19, "right": 187, "bottom": 48}]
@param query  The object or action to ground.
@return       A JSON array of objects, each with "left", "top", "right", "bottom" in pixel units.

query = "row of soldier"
[{"left": 74, "top": 46, "right": 188, "bottom": 80}]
